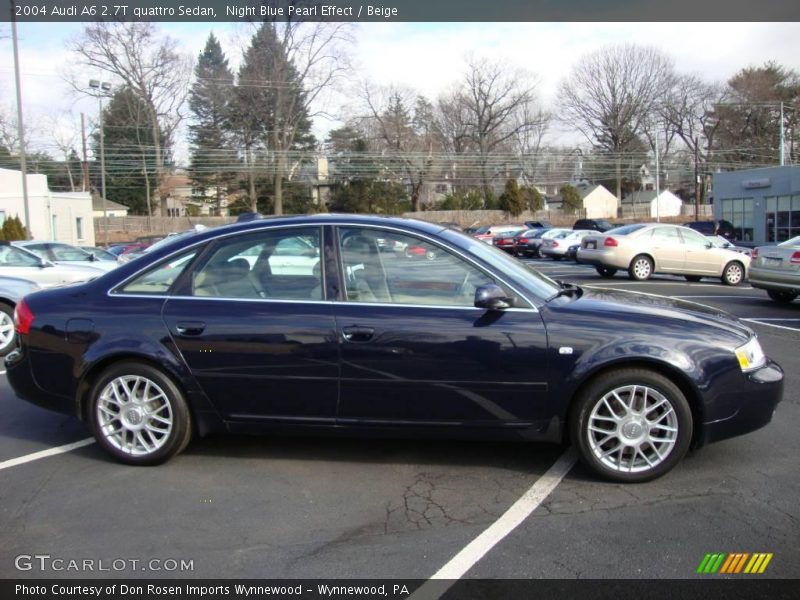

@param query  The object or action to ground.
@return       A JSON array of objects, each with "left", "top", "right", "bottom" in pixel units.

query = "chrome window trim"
[{"left": 106, "top": 221, "right": 538, "bottom": 312}]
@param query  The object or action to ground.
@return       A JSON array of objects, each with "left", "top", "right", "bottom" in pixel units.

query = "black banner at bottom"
[{"left": 3, "top": 579, "right": 798, "bottom": 600}]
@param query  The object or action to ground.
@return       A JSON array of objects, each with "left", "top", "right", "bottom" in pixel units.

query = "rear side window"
[{"left": 118, "top": 251, "right": 198, "bottom": 295}]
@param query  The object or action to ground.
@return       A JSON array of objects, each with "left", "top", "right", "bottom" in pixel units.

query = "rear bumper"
[
  {"left": 698, "top": 360, "right": 783, "bottom": 446},
  {"left": 4, "top": 348, "right": 78, "bottom": 417},
  {"left": 576, "top": 249, "right": 628, "bottom": 269},
  {"left": 749, "top": 267, "right": 800, "bottom": 293}
]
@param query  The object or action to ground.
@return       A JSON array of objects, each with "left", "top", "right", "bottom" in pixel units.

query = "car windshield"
[
  {"left": 778, "top": 236, "right": 800, "bottom": 248},
  {"left": 606, "top": 224, "right": 647, "bottom": 236},
  {"left": 474, "top": 226, "right": 490, "bottom": 234},
  {"left": 441, "top": 229, "right": 560, "bottom": 300}
]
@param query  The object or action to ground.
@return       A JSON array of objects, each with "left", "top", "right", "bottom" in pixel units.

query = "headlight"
[{"left": 734, "top": 337, "right": 766, "bottom": 372}]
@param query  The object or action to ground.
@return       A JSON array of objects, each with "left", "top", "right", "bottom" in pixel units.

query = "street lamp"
[{"left": 89, "top": 79, "right": 112, "bottom": 244}]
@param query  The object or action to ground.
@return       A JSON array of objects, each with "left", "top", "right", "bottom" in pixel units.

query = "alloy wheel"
[
  {"left": 586, "top": 384, "right": 679, "bottom": 473},
  {"left": 96, "top": 375, "right": 174, "bottom": 456}
]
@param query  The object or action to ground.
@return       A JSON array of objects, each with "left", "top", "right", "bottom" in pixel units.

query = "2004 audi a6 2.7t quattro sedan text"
[{"left": 5, "top": 215, "right": 784, "bottom": 482}]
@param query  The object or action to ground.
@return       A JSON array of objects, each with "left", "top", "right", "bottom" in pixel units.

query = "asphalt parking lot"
[{"left": 1, "top": 259, "right": 798, "bottom": 581}]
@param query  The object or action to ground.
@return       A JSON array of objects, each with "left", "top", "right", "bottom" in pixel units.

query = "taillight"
[
  {"left": 604, "top": 237, "right": 618, "bottom": 247},
  {"left": 751, "top": 248, "right": 758, "bottom": 259},
  {"left": 552, "top": 241, "right": 559, "bottom": 248},
  {"left": 791, "top": 251, "right": 800, "bottom": 264},
  {"left": 14, "top": 298, "right": 34, "bottom": 335}
]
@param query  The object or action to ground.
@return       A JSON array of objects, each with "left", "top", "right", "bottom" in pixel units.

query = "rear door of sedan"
[
  {"left": 331, "top": 226, "right": 551, "bottom": 429},
  {"left": 649, "top": 226, "right": 685, "bottom": 272},
  {"left": 160, "top": 226, "right": 340, "bottom": 424}
]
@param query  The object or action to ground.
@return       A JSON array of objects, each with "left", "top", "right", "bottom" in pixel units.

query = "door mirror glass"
[{"left": 474, "top": 284, "right": 512, "bottom": 311}]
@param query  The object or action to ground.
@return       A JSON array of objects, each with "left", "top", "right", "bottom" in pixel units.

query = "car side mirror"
[
  {"left": 705, "top": 242, "right": 713, "bottom": 249},
  {"left": 38, "top": 259, "right": 52, "bottom": 268},
  {"left": 88, "top": 253, "right": 97, "bottom": 261},
  {"left": 474, "top": 284, "right": 512, "bottom": 311}
]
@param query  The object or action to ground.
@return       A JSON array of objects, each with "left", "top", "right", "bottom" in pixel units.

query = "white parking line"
[
  {"left": 742, "top": 319, "right": 800, "bottom": 332},
  {"left": 0, "top": 438, "right": 95, "bottom": 471},
  {"left": 671, "top": 295, "right": 764, "bottom": 299},
  {"left": 412, "top": 448, "right": 576, "bottom": 597},
  {"left": 0, "top": 370, "right": 6, "bottom": 376}
]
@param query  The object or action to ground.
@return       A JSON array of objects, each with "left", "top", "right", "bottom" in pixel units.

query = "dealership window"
[
  {"left": 719, "top": 197, "right": 753, "bottom": 241},
  {"left": 764, "top": 195, "right": 800, "bottom": 242},
  {"left": 76, "top": 217, "right": 84, "bottom": 240}
]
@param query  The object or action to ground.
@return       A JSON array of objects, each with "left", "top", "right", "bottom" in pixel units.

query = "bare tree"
[
  {"left": 45, "top": 112, "right": 82, "bottom": 192},
  {"left": 358, "top": 83, "right": 444, "bottom": 211},
  {"left": 559, "top": 44, "right": 674, "bottom": 200},
  {"left": 69, "top": 22, "right": 191, "bottom": 215},
  {"left": 449, "top": 57, "right": 547, "bottom": 201},
  {"left": 661, "top": 74, "right": 726, "bottom": 205}
]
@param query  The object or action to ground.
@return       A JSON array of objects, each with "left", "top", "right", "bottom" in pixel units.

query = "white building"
[
  {"left": 580, "top": 185, "right": 619, "bottom": 219},
  {"left": 625, "top": 190, "right": 684, "bottom": 218},
  {"left": 0, "top": 167, "right": 95, "bottom": 245}
]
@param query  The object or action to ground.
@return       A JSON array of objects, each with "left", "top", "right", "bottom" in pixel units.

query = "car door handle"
[
  {"left": 175, "top": 321, "right": 206, "bottom": 336},
  {"left": 342, "top": 326, "right": 375, "bottom": 343}
]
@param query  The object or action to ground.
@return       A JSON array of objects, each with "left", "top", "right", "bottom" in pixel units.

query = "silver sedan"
[
  {"left": 749, "top": 236, "right": 800, "bottom": 303},
  {"left": 577, "top": 223, "right": 750, "bottom": 285}
]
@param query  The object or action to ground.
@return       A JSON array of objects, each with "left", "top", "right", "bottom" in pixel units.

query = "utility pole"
[
  {"left": 80, "top": 113, "right": 89, "bottom": 192},
  {"left": 11, "top": 10, "right": 32, "bottom": 239},
  {"left": 694, "top": 136, "right": 700, "bottom": 222},
  {"left": 89, "top": 79, "right": 112, "bottom": 245},
  {"left": 654, "top": 126, "right": 660, "bottom": 223},
  {"left": 779, "top": 101, "right": 784, "bottom": 166}
]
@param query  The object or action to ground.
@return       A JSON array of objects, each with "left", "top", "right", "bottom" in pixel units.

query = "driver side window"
[{"left": 338, "top": 228, "right": 498, "bottom": 307}]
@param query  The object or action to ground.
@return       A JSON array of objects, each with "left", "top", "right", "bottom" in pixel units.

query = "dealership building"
[{"left": 713, "top": 166, "right": 800, "bottom": 244}]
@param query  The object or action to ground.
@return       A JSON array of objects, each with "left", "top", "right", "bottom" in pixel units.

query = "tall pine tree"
[{"left": 188, "top": 33, "right": 236, "bottom": 215}]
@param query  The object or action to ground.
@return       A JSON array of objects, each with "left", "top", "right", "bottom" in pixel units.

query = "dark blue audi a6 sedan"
[{"left": 5, "top": 215, "right": 784, "bottom": 482}]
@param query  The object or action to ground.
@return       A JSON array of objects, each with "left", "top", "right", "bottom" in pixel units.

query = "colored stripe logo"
[{"left": 697, "top": 553, "right": 773, "bottom": 574}]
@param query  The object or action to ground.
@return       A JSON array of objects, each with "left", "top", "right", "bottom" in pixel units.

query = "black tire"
[
  {"left": 767, "top": 290, "right": 798, "bottom": 304},
  {"left": 628, "top": 255, "right": 653, "bottom": 281},
  {"left": 0, "top": 303, "right": 15, "bottom": 357},
  {"left": 570, "top": 368, "right": 693, "bottom": 483},
  {"left": 684, "top": 275, "right": 703, "bottom": 282},
  {"left": 721, "top": 261, "right": 745, "bottom": 286},
  {"left": 596, "top": 266, "right": 618, "bottom": 279},
  {"left": 88, "top": 361, "right": 192, "bottom": 465}
]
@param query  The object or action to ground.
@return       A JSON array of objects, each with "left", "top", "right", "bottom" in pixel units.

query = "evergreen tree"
[
  {"left": 498, "top": 179, "right": 525, "bottom": 217},
  {"left": 91, "top": 87, "right": 166, "bottom": 215},
  {"left": 188, "top": 33, "right": 237, "bottom": 215},
  {"left": 521, "top": 186, "right": 545, "bottom": 212},
  {"left": 560, "top": 184, "right": 583, "bottom": 214}
]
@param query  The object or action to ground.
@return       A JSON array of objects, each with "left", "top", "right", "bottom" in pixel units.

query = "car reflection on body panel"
[{"left": 5, "top": 215, "right": 783, "bottom": 483}]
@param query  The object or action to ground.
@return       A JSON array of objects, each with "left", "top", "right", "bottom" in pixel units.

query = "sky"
[{"left": 2, "top": 21, "right": 800, "bottom": 163}]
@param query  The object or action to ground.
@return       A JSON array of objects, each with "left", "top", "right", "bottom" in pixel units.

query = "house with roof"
[
  {"left": 92, "top": 194, "right": 129, "bottom": 218},
  {"left": 545, "top": 184, "right": 619, "bottom": 218},
  {"left": 623, "top": 190, "right": 683, "bottom": 218}
]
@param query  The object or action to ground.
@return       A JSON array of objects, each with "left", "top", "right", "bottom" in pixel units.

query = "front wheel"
[
  {"left": 596, "top": 266, "right": 618, "bottom": 279},
  {"left": 89, "top": 362, "right": 192, "bottom": 465},
  {"left": 628, "top": 255, "right": 653, "bottom": 281},
  {"left": 767, "top": 290, "right": 798, "bottom": 304},
  {"left": 721, "top": 261, "right": 745, "bottom": 286},
  {"left": 570, "top": 368, "right": 693, "bottom": 482}
]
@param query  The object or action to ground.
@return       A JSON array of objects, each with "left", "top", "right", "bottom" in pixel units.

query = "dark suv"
[
  {"left": 573, "top": 218, "right": 614, "bottom": 232},
  {"left": 683, "top": 220, "right": 736, "bottom": 241}
]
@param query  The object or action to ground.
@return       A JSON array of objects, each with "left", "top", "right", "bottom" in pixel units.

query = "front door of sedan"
[
  {"left": 161, "top": 226, "right": 340, "bottom": 424},
  {"left": 681, "top": 228, "right": 723, "bottom": 275},
  {"left": 333, "top": 227, "right": 550, "bottom": 429}
]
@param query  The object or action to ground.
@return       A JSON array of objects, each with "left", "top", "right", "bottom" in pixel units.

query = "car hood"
[{"left": 559, "top": 286, "right": 754, "bottom": 342}]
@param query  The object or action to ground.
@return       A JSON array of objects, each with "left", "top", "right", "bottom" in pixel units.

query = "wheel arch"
[{"left": 563, "top": 358, "right": 705, "bottom": 448}]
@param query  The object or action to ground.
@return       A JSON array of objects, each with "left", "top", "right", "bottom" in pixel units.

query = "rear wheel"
[
  {"left": 0, "top": 303, "right": 14, "bottom": 357},
  {"left": 570, "top": 368, "right": 693, "bottom": 482},
  {"left": 767, "top": 290, "right": 798, "bottom": 304},
  {"left": 684, "top": 275, "right": 703, "bottom": 282},
  {"left": 721, "top": 261, "right": 745, "bottom": 286},
  {"left": 628, "top": 255, "right": 653, "bottom": 281},
  {"left": 89, "top": 362, "right": 192, "bottom": 465},
  {"left": 596, "top": 266, "right": 618, "bottom": 279}
]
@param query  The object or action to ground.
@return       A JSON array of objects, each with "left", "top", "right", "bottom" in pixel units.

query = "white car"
[
  {"left": 0, "top": 242, "right": 106, "bottom": 288},
  {"left": 13, "top": 241, "right": 119, "bottom": 272},
  {"left": 540, "top": 230, "right": 595, "bottom": 260}
]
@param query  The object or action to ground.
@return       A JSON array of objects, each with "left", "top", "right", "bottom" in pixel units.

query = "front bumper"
[{"left": 698, "top": 360, "right": 784, "bottom": 446}]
